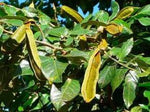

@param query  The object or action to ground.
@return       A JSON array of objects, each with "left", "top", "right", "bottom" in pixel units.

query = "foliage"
[{"left": 0, "top": 0, "right": 150, "bottom": 111}]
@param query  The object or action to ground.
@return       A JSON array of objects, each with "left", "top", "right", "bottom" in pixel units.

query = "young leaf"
[
  {"left": 50, "top": 79, "right": 80, "bottom": 111},
  {"left": 115, "top": 6, "right": 134, "bottom": 20},
  {"left": 61, "top": 5, "right": 83, "bottom": 23},
  {"left": 1, "top": 24, "right": 26, "bottom": 53},
  {"left": 123, "top": 71, "right": 138, "bottom": 108},
  {"left": 26, "top": 25, "right": 46, "bottom": 81},
  {"left": 109, "top": 1, "right": 120, "bottom": 20},
  {"left": 81, "top": 39, "right": 108, "bottom": 103}
]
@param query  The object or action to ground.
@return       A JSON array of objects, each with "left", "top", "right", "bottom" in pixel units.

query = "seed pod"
[
  {"left": 115, "top": 6, "right": 134, "bottom": 20},
  {"left": 1, "top": 25, "right": 26, "bottom": 53},
  {"left": 26, "top": 24, "right": 46, "bottom": 81},
  {"left": 61, "top": 5, "right": 83, "bottom": 23},
  {"left": 105, "top": 23, "right": 123, "bottom": 35},
  {"left": 81, "top": 39, "right": 108, "bottom": 103}
]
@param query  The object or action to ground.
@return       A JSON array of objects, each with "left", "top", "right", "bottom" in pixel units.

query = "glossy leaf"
[
  {"left": 131, "top": 106, "right": 142, "bottom": 112},
  {"left": 138, "top": 17, "right": 150, "bottom": 26},
  {"left": 41, "top": 56, "right": 68, "bottom": 83},
  {"left": 3, "top": 19, "right": 23, "bottom": 26},
  {"left": 98, "top": 66, "right": 116, "bottom": 88},
  {"left": 136, "top": 4, "right": 150, "bottom": 16},
  {"left": 61, "top": 5, "right": 83, "bottom": 23},
  {"left": 113, "top": 19, "right": 133, "bottom": 34},
  {"left": 143, "top": 90, "right": 150, "bottom": 104},
  {"left": 70, "top": 24, "right": 91, "bottom": 35},
  {"left": 123, "top": 71, "right": 138, "bottom": 108},
  {"left": 118, "top": 38, "right": 134, "bottom": 61},
  {"left": 48, "top": 27, "right": 68, "bottom": 37},
  {"left": 93, "top": 10, "right": 109, "bottom": 24},
  {"left": 81, "top": 39, "right": 108, "bottom": 103},
  {"left": 115, "top": 6, "right": 134, "bottom": 19},
  {"left": 51, "top": 79, "right": 80, "bottom": 111},
  {"left": 62, "top": 48, "right": 91, "bottom": 62},
  {"left": 139, "top": 82, "right": 150, "bottom": 88},
  {"left": 111, "top": 68, "right": 128, "bottom": 93},
  {"left": 109, "top": 1, "right": 120, "bottom": 20},
  {"left": 1, "top": 24, "right": 26, "bottom": 53},
  {"left": 26, "top": 26, "right": 45, "bottom": 81}
]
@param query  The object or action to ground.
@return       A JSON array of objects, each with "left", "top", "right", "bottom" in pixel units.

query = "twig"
[
  {"left": 3, "top": 29, "right": 14, "bottom": 35},
  {"left": 36, "top": 40, "right": 66, "bottom": 54},
  {"left": 53, "top": 3, "right": 58, "bottom": 22},
  {"left": 34, "top": 23, "right": 45, "bottom": 39},
  {"left": 104, "top": 51, "right": 136, "bottom": 71}
]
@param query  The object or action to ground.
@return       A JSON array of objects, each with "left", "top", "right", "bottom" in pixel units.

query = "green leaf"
[
  {"left": 22, "top": 7, "right": 37, "bottom": 17},
  {"left": 41, "top": 56, "right": 68, "bottom": 83},
  {"left": 131, "top": 106, "right": 142, "bottom": 112},
  {"left": 138, "top": 17, "right": 150, "bottom": 26},
  {"left": 93, "top": 10, "right": 109, "bottom": 24},
  {"left": 62, "top": 48, "right": 91, "bottom": 62},
  {"left": 50, "top": 79, "right": 80, "bottom": 111},
  {"left": 3, "top": 5, "right": 18, "bottom": 16},
  {"left": 138, "top": 67, "right": 150, "bottom": 77},
  {"left": 98, "top": 66, "right": 116, "bottom": 88},
  {"left": 61, "top": 78, "right": 80, "bottom": 101},
  {"left": 136, "top": 4, "right": 150, "bottom": 16},
  {"left": 109, "top": 1, "right": 120, "bottom": 21},
  {"left": 139, "top": 82, "right": 150, "bottom": 88},
  {"left": 48, "top": 27, "right": 68, "bottom": 37},
  {"left": 143, "top": 90, "right": 150, "bottom": 105},
  {"left": 3, "top": 19, "right": 23, "bottom": 26},
  {"left": 123, "top": 70, "right": 138, "bottom": 108},
  {"left": 0, "top": 25, "right": 3, "bottom": 36},
  {"left": 111, "top": 68, "right": 128, "bottom": 93},
  {"left": 118, "top": 38, "right": 134, "bottom": 61},
  {"left": 113, "top": 19, "right": 133, "bottom": 34},
  {"left": 70, "top": 24, "right": 91, "bottom": 35},
  {"left": 38, "top": 10, "right": 51, "bottom": 25}
]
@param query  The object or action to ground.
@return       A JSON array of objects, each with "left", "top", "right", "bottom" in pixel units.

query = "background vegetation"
[{"left": 0, "top": 0, "right": 150, "bottom": 111}]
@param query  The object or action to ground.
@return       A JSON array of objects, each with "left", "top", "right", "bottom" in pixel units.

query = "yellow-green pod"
[
  {"left": 105, "top": 23, "right": 123, "bottom": 35},
  {"left": 81, "top": 39, "right": 108, "bottom": 103},
  {"left": 61, "top": 5, "right": 83, "bottom": 23},
  {"left": 26, "top": 25, "right": 46, "bottom": 81},
  {"left": 1, "top": 25, "right": 26, "bottom": 53},
  {"left": 115, "top": 6, "right": 134, "bottom": 20}
]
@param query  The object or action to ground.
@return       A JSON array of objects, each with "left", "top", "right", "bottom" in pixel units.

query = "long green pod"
[
  {"left": 26, "top": 24, "right": 46, "bottom": 81},
  {"left": 1, "top": 25, "right": 26, "bottom": 53}
]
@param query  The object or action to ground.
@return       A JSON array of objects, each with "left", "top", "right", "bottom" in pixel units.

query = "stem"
[
  {"left": 34, "top": 23, "right": 45, "bottom": 39},
  {"left": 3, "top": 29, "right": 14, "bottom": 35},
  {"left": 104, "top": 51, "right": 136, "bottom": 71},
  {"left": 36, "top": 40, "right": 66, "bottom": 54}
]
